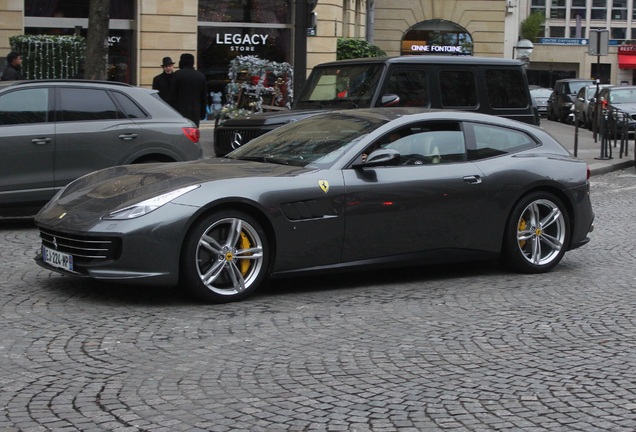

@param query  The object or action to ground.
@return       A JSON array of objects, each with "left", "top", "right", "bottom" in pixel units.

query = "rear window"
[
  {"left": 486, "top": 69, "right": 529, "bottom": 109},
  {"left": 58, "top": 88, "right": 124, "bottom": 122}
]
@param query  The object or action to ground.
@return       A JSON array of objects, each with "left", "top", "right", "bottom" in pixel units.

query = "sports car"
[{"left": 34, "top": 108, "right": 594, "bottom": 303}]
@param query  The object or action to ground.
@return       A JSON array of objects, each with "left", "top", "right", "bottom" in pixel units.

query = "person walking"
[
  {"left": 1, "top": 51, "right": 24, "bottom": 81},
  {"left": 152, "top": 56, "right": 175, "bottom": 102},
  {"left": 168, "top": 53, "right": 207, "bottom": 127}
]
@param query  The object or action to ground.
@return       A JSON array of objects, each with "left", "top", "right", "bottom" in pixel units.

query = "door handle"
[
  {"left": 463, "top": 175, "right": 482, "bottom": 184},
  {"left": 31, "top": 137, "right": 52, "bottom": 145},
  {"left": 118, "top": 133, "right": 138, "bottom": 140}
]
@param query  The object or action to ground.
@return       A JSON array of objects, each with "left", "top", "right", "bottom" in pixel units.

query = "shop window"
[
  {"left": 611, "top": 27, "right": 626, "bottom": 40},
  {"left": 549, "top": 26, "right": 565, "bottom": 37},
  {"left": 25, "top": 0, "right": 133, "bottom": 19},
  {"left": 198, "top": 0, "right": 291, "bottom": 24}
]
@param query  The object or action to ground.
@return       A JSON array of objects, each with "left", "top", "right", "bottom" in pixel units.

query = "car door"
[
  {"left": 53, "top": 86, "right": 142, "bottom": 188},
  {"left": 341, "top": 121, "right": 488, "bottom": 263},
  {"left": 0, "top": 86, "right": 55, "bottom": 205}
]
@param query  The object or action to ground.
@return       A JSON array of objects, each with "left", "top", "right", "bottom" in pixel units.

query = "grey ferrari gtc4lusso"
[{"left": 34, "top": 108, "right": 594, "bottom": 303}]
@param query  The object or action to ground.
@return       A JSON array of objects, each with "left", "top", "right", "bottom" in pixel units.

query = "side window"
[
  {"left": 0, "top": 88, "right": 49, "bottom": 125},
  {"left": 110, "top": 91, "right": 148, "bottom": 119},
  {"left": 439, "top": 70, "right": 477, "bottom": 107},
  {"left": 486, "top": 69, "right": 529, "bottom": 109},
  {"left": 468, "top": 123, "right": 537, "bottom": 160},
  {"left": 360, "top": 121, "right": 466, "bottom": 165},
  {"left": 383, "top": 70, "right": 429, "bottom": 107},
  {"left": 58, "top": 88, "right": 124, "bottom": 122}
]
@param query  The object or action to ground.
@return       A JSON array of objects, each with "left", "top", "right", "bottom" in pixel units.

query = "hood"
[
  {"left": 220, "top": 109, "right": 324, "bottom": 127},
  {"left": 612, "top": 102, "right": 636, "bottom": 114},
  {"left": 37, "top": 158, "right": 313, "bottom": 221}
]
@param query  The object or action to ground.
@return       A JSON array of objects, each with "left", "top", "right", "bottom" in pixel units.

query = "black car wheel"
[
  {"left": 181, "top": 210, "right": 268, "bottom": 303},
  {"left": 502, "top": 192, "right": 570, "bottom": 273}
]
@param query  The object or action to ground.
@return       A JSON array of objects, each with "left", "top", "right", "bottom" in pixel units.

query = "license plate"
[{"left": 42, "top": 245, "right": 73, "bottom": 272}]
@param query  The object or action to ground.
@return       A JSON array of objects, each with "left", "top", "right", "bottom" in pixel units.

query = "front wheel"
[
  {"left": 502, "top": 192, "right": 570, "bottom": 273},
  {"left": 181, "top": 210, "right": 269, "bottom": 303}
]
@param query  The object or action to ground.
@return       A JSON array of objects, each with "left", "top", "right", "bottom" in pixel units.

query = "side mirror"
[
  {"left": 353, "top": 148, "right": 400, "bottom": 168},
  {"left": 380, "top": 94, "right": 400, "bottom": 107}
]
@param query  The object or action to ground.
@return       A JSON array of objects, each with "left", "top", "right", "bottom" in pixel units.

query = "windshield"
[
  {"left": 227, "top": 113, "right": 388, "bottom": 168},
  {"left": 295, "top": 64, "right": 384, "bottom": 109},
  {"left": 609, "top": 88, "right": 636, "bottom": 104}
]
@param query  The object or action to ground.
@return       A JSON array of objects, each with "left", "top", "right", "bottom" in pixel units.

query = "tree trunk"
[{"left": 85, "top": 0, "right": 110, "bottom": 80}]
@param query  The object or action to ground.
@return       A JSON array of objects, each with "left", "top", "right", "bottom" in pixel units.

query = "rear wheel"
[
  {"left": 181, "top": 210, "right": 268, "bottom": 303},
  {"left": 502, "top": 192, "right": 570, "bottom": 273}
]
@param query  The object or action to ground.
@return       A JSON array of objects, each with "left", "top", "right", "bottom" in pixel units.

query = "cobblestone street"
[{"left": 1, "top": 170, "right": 636, "bottom": 431}]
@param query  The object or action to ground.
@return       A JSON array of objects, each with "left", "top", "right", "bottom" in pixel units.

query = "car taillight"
[
  {"left": 183, "top": 127, "right": 200, "bottom": 143},
  {"left": 587, "top": 164, "right": 591, "bottom": 180},
  {"left": 601, "top": 99, "right": 608, "bottom": 109}
]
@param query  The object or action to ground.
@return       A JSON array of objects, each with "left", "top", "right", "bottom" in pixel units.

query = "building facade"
[{"left": 3, "top": 0, "right": 632, "bottom": 96}]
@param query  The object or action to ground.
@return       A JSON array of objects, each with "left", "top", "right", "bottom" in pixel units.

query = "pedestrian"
[
  {"left": 1, "top": 51, "right": 24, "bottom": 81},
  {"left": 152, "top": 56, "right": 175, "bottom": 102},
  {"left": 168, "top": 53, "right": 207, "bottom": 127}
]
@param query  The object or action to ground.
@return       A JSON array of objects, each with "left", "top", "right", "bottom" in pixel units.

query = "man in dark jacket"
[
  {"left": 1, "top": 51, "right": 24, "bottom": 81},
  {"left": 152, "top": 56, "right": 175, "bottom": 101},
  {"left": 168, "top": 53, "right": 207, "bottom": 127}
]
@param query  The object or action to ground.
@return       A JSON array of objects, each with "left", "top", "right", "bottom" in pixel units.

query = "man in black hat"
[
  {"left": 168, "top": 53, "right": 207, "bottom": 127},
  {"left": 1, "top": 51, "right": 24, "bottom": 81},
  {"left": 152, "top": 56, "right": 175, "bottom": 102}
]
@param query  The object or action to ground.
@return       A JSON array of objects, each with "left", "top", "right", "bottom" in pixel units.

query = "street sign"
[{"left": 589, "top": 29, "right": 609, "bottom": 56}]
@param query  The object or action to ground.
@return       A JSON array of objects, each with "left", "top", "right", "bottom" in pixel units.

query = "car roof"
[
  {"left": 0, "top": 79, "right": 133, "bottom": 90},
  {"left": 316, "top": 55, "right": 525, "bottom": 68},
  {"left": 555, "top": 78, "right": 595, "bottom": 83}
]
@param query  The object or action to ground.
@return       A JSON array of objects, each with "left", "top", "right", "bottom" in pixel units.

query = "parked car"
[
  {"left": 35, "top": 108, "right": 595, "bottom": 303},
  {"left": 214, "top": 55, "right": 538, "bottom": 156},
  {"left": 529, "top": 86, "right": 552, "bottom": 117},
  {"left": 0, "top": 80, "right": 203, "bottom": 216},
  {"left": 574, "top": 84, "right": 611, "bottom": 129},
  {"left": 592, "top": 85, "right": 636, "bottom": 135},
  {"left": 547, "top": 78, "right": 595, "bottom": 123}
]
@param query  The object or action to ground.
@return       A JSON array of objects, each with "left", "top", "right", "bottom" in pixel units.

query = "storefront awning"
[
  {"left": 619, "top": 54, "right": 636, "bottom": 69},
  {"left": 618, "top": 45, "right": 636, "bottom": 69}
]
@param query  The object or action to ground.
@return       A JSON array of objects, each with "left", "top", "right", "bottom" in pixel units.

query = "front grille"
[
  {"left": 216, "top": 129, "right": 268, "bottom": 153},
  {"left": 39, "top": 227, "right": 121, "bottom": 264}
]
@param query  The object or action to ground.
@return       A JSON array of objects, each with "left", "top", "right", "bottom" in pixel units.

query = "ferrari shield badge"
[{"left": 318, "top": 180, "right": 329, "bottom": 193}]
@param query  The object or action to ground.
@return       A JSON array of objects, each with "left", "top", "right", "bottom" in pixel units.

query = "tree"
[
  {"left": 85, "top": 0, "right": 110, "bottom": 80},
  {"left": 337, "top": 38, "right": 386, "bottom": 60},
  {"left": 520, "top": 12, "right": 545, "bottom": 42}
]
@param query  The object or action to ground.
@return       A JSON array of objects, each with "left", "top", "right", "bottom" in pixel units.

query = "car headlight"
[{"left": 104, "top": 184, "right": 200, "bottom": 220}]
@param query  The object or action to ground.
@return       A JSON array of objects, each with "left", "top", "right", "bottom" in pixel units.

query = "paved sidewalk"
[{"left": 539, "top": 119, "right": 635, "bottom": 175}]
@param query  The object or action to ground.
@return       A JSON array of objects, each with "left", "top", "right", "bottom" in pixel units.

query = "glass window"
[
  {"left": 570, "top": 7, "right": 587, "bottom": 20},
  {"left": 468, "top": 124, "right": 537, "bottom": 161},
  {"left": 0, "top": 88, "right": 49, "bottom": 125},
  {"left": 384, "top": 70, "right": 429, "bottom": 107},
  {"left": 549, "top": 26, "right": 566, "bottom": 37},
  {"left": 439, "top": 70, "right": 477, "bottom": 108},
  {"left": 612, "top": 0, "right": 628, "bottom": 19},
  {"left": 110, "top": 92, "right": 148, "bottom": 119},
  {"left": 611, "top": 27, "right": 627, "bottom": 39},
  {"left": 591, "top": 0, "right": 608, "bottom": 19},
  {"left": 198, "top": 0, "right": 291, "bottom": 24},
  {"left": 486, "top": 69, "right": 529, "bottom": 109},
  {"left": 25, "top": 0, "right": 133, "bottom": 19},
  {"left": 58, "top": 88, "right": 123, "bottom": 122},
  {"left": 551, "top": 0, "right": 566, "bottom": 19}
]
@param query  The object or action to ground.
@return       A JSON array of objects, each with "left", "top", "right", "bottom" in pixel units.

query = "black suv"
[
  {"left": 214, "top": 56, "right": 538, "bottom": 156},
  {"left": 547, "top": 78, "right": 595, "bottom": 123}
]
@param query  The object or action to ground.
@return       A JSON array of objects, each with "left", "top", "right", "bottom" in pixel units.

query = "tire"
[
  {"left": 502, "top": 192, "right": 570, "bottom": 274},
  {"left": 181, "top": 210, "right": 269, "bottom": 303}
]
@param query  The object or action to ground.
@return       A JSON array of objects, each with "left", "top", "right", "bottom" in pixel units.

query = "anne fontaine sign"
[
  {"left": 401, "top": 40, "right": 465, "bottom": 54},
  {"left": 216, "top": 33, "right": 270, "bottom": 52}
]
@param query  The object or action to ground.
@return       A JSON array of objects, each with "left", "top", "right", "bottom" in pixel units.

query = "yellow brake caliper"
[
  {"left": 518, "top": 218, "right": 527, "bottom": 248},
  {"left": 239, "top": 232, "right": 251, "bottom": 275}
]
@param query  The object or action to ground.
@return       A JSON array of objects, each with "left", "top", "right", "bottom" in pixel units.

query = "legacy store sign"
[
  {"left": 401, "top": 40, "right": 464, "bottom": 54},
  {"left": 216, "top": 33, "right": 269, "bottom": 52}
]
